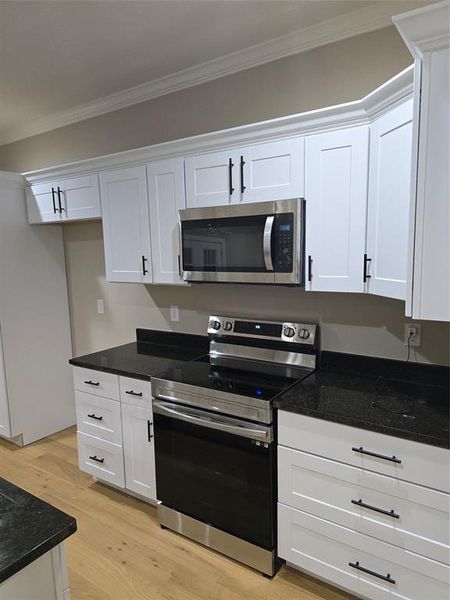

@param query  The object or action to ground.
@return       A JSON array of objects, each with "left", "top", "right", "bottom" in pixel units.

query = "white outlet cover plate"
[
  {"left": 404, "top": 323, "right": 421, "bottom": 347},
  {"left": 170, "top": 305, "right": 179, "bottom": 322}
]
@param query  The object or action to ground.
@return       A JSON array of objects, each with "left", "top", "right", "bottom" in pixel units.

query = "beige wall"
[
  {"left": 1, "top": 27, "right": 411, "bottom": 172},
  {"left": 1, "top": 27, "right": 449, "bottom": 364},
  {"left": 64, "top": 221, "right": 449, "bottom": 365}
]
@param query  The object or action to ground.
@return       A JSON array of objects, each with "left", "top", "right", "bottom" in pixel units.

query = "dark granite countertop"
[
  {"left": 275, "top": 352, "right": 450, "bottom": 449},
  {"left": 69, "top": 329, "right": 210, "bottom": 381},
  {"left": 0, "top": 478, "right": 77, "bottom": 583}
]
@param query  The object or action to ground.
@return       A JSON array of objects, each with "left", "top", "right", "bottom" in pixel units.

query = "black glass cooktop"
[{"left": 156, "top": 354, "right": 314, "bottom": 401}]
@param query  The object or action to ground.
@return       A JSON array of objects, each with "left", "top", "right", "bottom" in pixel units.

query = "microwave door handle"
[
  {"left": 263, "top": 216, "right": 275, "bottom": 271},
  {"left": 153, "top": 399, "right": 270, "bottom": 442}
]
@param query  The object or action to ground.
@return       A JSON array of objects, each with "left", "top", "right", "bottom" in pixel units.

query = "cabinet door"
[
  {"left": 412, "top": 46, "right": 449, "bottom": 321},
  {"left": 367, "top": 100, "right": 413, "bottom": 300},
  {"left": 26, "top": 183, "right": 61, "bottom": 224},
  {"left": 0, "top": 328, "right": 11, "bottom": 439},
  {"left": 185, "top": 149, "right": 240, "bottom": 208},
  {"left": 240, "top": 138, "right": 304, "bottom": 203},
  {"left": 147, "top": 158, "right": 186, "bottom": 284},
  {"left": 305, "top": 126, "right": 369, "bottom": 293},
  {"left": 122, "top": 403, "right": 157, "bottom": 501},
  {"left": 100, "top": 166, "right": 152, "bottom": 283},
  {"left": 60, "top": 174, "right": 101, "bottom": 221}
]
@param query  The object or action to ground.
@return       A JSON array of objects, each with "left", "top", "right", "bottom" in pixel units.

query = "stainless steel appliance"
[
  {"left": 152, "top": 315, "right": 318, "bottom": 576},
  {"left": 179, "top": 199, "right": 305, "bottom": 285}
]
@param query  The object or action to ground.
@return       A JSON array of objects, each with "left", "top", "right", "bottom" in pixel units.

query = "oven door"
[
  {"left": 179, "top": 199, "right": 303, "bottom": 284},
  {"left": 153, "top": 399, "right": 276, "bottom": 550}
]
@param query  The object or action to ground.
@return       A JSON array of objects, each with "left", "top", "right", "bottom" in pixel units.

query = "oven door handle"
[
  {"left": 263, "top": 216, "right": 274, "bottom": 272},
  {"left": 153, "top": 399, "right": 272, "bottom": 443}
]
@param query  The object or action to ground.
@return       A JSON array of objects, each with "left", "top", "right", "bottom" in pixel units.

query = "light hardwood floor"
[{"left": 0, "top": 427, "right": 357, "bottom": 600}]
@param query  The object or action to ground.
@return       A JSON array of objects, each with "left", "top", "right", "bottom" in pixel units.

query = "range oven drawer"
[{"left": 153, "top": 401, "right": 276, "bottom": 550}]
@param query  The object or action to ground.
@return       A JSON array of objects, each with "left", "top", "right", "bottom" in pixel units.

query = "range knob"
[
  {"left": 210, "top": 320, "right": 221, "bottom": 331},
  {"left": 298, "top": 328, "right": 310, "bottom": 340},
  {"left": 223, "top": 321, "right": 233, "bottom": 332},
  {"left": 283, "top": 326, "right": 295, "bottom": 338}
]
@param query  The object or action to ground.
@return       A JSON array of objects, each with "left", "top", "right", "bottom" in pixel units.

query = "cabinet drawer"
[
  {"left": 278, "top": 411, "right": 450, "bottom": 492},
  {"left": 278, "top": 504, "right": 449, "bottom": 600},
  {"left": 119, "top": 376, "right": 151, "bottom": 407},
  {"left": 77, "top": 432, "right": 124, "bottom": 488},
  {"left": 279, "top": 446, "right": 450, "bottom": 564},
  {"left": 75, "top": 391, "right": 122, "bottom": 444},
  {"left": 73, "top": 367, "right": 119, "bottom": 400}
]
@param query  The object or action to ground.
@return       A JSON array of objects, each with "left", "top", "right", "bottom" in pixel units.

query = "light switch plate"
[
  {"left": 96, "top": 299, "right": 105, "bottom": 315},
  {"left": 170, "top": 305, "right": 179, "bottom": 322}
]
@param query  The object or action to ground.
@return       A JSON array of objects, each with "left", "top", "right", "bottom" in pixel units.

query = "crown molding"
[
  {"left": 23, "top": 65, "right": 413, "bottom": 184},
  {"left": 1, "top": 1, "right": 408, "bottom": 147},
  {"left": 393, "top": 0, "right": 450, "bottom": 58}
]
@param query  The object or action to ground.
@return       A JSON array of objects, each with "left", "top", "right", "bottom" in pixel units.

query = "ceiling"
[{"left": 0, "top": 0, "right": 431, "bottom": 145}]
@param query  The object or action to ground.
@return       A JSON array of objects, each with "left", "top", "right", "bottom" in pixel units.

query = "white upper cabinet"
[
  {"left": 26, "top": 174, "right": 101, "bottom": 224},
  {"left": 305, "top": 126, "right": 369, "bottom": 293},
  {"left": 100, "top": 166, "right": 152, "bottom": 283},
  {"left": 185, "top": 138, "right": 304, "bottom": 208},
  {"left": 122, "top": 402, "right": 157, "bottom": 501},
  {"left": 240, "top": 138, "right": 304, "bottom": 203},
  {"left": 366, "top": 99, "right": 413, "bottom": 300},
  {"left": 395, "top": 1, "right": 450, "bottom": 321},
  {"left": 147, "top": 158, "right": 186, "bottom": 284},
  {"left": 185, "top": 149, "right": 240, "bottom": 208},
  {"left": 0, "top": 329, "right": 11, "bottom": 439}
]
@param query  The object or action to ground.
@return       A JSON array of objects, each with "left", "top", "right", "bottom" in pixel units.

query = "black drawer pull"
[
  {"left": 84, "top": 380, "right": 100, "bottom": 386},
  {"left": 87, "top": 413, "right": 103, "bottom": 421},
  {"left": 228, "top": 158, "right": 234, "bottom": 195},
  {"left": 147, "top": 420, "right": 153, "bottom": 442},
  {"left": 352, "top": 446, "right": 401, "bottom": 464},
  {"left": 351, "top": 499, "right": 400, "bottom": 519},
  {"left": 57, "top": 186, "right": 65, "bottom": 212},
  {"left": 125, "top": 390, "right": 143, "bottom": 397},
  {"left": 89, "top": 455, "right": 104, "bottom": 464},
  {"left": 240, "top": 155, "right": 245, "bottom": 194},
  {"left": 51, "top": 187, "right": 57, "bottom": 214},
  {"left": 307, "top": 255, "right": 313, "bottom": 282},
  {"left": 349, "top": 561, "right": 395, "bottom": 585},
  {"left": 363, "top": 253, "right": 372, "bottom": 283},
  {"left": 142, "top": 255, "right": 149, "bottom": 276}
]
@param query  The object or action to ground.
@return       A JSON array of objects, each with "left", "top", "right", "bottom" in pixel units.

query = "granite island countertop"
[
  {"left": 0, "top": 478, "right": 77, "bottom": 584},
  {"left": 275, "top": 352, "right": 450, "bottom": 449},
  {"left": 69, "top": 329, "right": 209, "bottom": 381}
]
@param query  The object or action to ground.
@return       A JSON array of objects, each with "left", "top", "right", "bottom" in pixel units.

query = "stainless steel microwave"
[{"left": 179, "top": 198, "right": 305, "bottom": 285}]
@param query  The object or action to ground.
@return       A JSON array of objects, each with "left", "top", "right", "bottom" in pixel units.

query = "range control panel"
[{"left": 207, "top": 315, "right": 317, "bottom": 346}]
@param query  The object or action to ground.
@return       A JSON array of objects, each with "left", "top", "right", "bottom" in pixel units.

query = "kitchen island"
[{"left": 0, "top": 477, "right": 76, "bottom": 599}]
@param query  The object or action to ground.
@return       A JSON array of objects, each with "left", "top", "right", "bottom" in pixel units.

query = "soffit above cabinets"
[{"left": 23, "top": 65, "right": 413, "bottom": 186}]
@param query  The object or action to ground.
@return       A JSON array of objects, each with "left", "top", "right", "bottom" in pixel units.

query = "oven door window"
[
  {"left": 154, "top": 412, "right": 275, "bottom": 549},
  {"left": 181, "top": 215, "right": 270, "bottom": 272}
]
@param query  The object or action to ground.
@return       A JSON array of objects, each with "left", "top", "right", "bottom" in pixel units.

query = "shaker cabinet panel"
[
  {"left": 26, "top": 174, "right": 101, "bottom": 224},
  {"left": 122, "top": 403, "right": 157, "bottom": 501},
  {"left": 305, "top": 126, "right": 369, "bottom": 293},
  {"left": 147, "top": 158, "right": 186, "bottom": 284},
  {"left": 185, "top": 149, "right": 240, "bottom": 208},
  {"left": 367, "top": 100, "right": 413, "bottom": 300},
  {"left": 240, "top": 138, "right": 304, "bottom": 203},
  {"left": 100, "top": 166, "right": 153, "bottom": 283}
]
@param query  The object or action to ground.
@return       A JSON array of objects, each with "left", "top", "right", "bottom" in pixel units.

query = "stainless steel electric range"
[{"left": 151, "top": 315, "right": 319, "bottom": 577}]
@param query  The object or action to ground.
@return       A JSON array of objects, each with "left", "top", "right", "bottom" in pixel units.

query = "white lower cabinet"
[
  {"left": 74, "top": 368, "right": 157, "bottom": 501},
  {"left": 0, "top": 543, "right": 70, "bottom": 600},
  {"left": 278, "top": 504, "right": 449, "bottom": 600},
  {"left": 277, "top": 410, "right": 450, "bottom": 599},
  {"left": 122, "top": 403, "right": 156, "bottom": 501}
]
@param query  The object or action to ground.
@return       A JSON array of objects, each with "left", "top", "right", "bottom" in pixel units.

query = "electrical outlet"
[
  {"left": 170, "top": 305, "right": 179, "bottom": 322},
  {"left": 404, "top": 323, "right": 421, "bottom": 347},
  {"left": 96, "top": 299, "right": 105, "bottom": 315}
]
